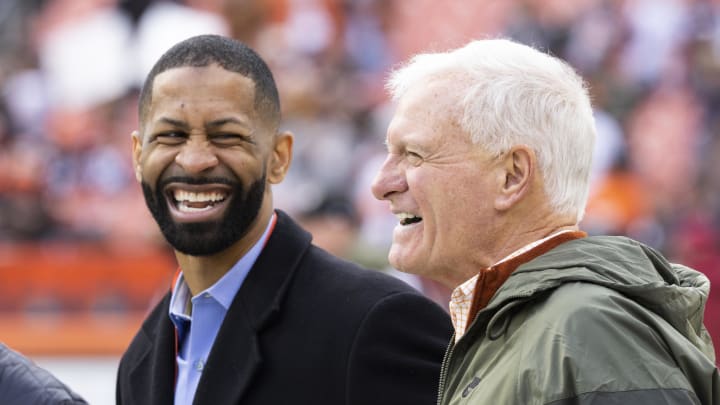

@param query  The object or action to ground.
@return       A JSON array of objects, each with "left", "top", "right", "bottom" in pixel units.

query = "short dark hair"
[{"left": 138, "top": 34, "right": 280, "bottom": 129}]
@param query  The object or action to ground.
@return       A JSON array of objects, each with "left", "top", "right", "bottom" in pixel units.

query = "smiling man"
[
  {"left": 116, "top": 35, "right": 452, "bottom": 405},
  {"left": 372, "top": 39, "right": 719, "bottom": 404}
]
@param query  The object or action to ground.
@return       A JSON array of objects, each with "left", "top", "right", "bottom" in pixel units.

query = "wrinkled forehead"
[
  {"left": 395, "top": 77, "right": 464, "bottom": 121},
  {"left": 390, "top": 79, "right": 464, "bottom": 132},
  {"left": 141, "top": 65, "right": 261, "bottom": 132},
  {"left": 385, "top": 93, "right": 477, "bottom": 158}
]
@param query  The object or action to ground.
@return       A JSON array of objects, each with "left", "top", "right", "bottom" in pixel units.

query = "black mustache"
[{"left": 158, "top": 176, "right": 237, "bottom": 189}]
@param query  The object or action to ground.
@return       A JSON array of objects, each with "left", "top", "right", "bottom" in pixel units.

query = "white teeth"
[
  {"left": 177, "top": 202, "right": 215, "bottom": 213},
  {"left": 395, "top": 212, "right": 417, "bottom": 221},
  {"left": 395, "top": 212, "right": 422, "bottom": 225},
  {"left": 173, "top": 190, "right": 226, "bottom": 203}
]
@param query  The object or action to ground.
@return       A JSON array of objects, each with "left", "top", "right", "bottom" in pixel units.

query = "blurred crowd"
[{"left": 1, "top": 0, "right": 719, "bottom": 341}]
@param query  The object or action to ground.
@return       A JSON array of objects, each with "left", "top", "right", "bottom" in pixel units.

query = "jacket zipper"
[
  {"left": 436, "top": 334, "right": 455, "bottom": 405},
  {"left": 437, "top": 290, "right": 537, "bottom": 404}
]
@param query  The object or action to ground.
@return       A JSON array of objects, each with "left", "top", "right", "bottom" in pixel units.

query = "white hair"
[{"left": 387, "top": 39, "right": 596, "bottom": 222}]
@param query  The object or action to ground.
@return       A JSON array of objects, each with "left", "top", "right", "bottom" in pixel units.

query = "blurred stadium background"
[{"left": 1, "top": 0, "right": 720, "bottom": 403}]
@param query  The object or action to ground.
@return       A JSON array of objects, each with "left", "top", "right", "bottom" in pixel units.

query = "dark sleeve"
[
  {"left": 346, "top": 292, "right": 453, "bottom": 405},
  {"left": 0, "top": 344, "right": 88, "bottom": 404}
]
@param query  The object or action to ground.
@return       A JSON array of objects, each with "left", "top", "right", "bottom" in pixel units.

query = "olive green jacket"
[{"left": 439, "top": 236, "right": 719, "bottom": 405}]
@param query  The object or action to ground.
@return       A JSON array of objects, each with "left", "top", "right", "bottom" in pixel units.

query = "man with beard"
[{"left": 116, "top": 35, "right": 452, "bottom": 405}]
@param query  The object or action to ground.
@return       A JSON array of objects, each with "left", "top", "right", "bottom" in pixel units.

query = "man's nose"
[
  {"left": 175, "top": 139, "right": 219, "bottom": 174},
  {"left": 371, "top": 155, "right": 406, "bottom": 201}
]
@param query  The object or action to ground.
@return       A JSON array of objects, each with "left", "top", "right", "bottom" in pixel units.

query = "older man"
[{"left": 372, "top": 38, "right": 719, "bottom": 405}]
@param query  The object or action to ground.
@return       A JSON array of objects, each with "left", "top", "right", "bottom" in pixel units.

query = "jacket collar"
[{"left": 466, "top": 230, "right": 587, "bottom": 325}]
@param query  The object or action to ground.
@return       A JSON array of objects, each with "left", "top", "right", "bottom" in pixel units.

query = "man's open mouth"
[
  {"left": 163, "top": 184, "right": 232, "bottom": 220},
  {"left": 396, "top": 212, "right": 422, "bottom": 226},
  {"left": 171, "top": 189, "right": 228, "bottom": 212}
]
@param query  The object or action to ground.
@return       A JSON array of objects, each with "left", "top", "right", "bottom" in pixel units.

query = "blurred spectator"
[
  {"left": 133, "top": 0, "right": 228, "bottom": 86},
  {"left": 34, "top": 0, "right": 133, "bottom": 110},
  {"left": 296, "top": 193, "right": 359, "bottom": 259}
]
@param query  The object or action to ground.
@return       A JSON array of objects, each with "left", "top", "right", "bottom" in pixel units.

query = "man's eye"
[
  {"left": 153, "top": 132, "right": 186, "bottom": 144},
  {"left": 211, "top": 133, "right": 253, "bottom": 146},
  {"left": 407, "top": 151, "right": 423, "bottom": 165}
]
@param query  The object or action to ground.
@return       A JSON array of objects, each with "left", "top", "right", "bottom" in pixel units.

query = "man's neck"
[
  {"left": 175, "top": 209, "right": 273, "bottom": 296},
  {"left": 490, "top": 223, "right": 580, "bottom": 267}
]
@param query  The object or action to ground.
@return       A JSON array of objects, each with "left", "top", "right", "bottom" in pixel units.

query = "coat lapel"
[
  {"left": 191, "top": 308, "right": 261, "bottom": 404},
  {"left": 192, "top": 210, "right": 312, "bottom": 404},
  {"left": 125, "top": 294, "right": 177, "bottom": 405}
]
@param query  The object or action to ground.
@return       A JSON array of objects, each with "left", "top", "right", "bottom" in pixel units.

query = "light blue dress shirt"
[{"left": 168, "top": 215, "right": 275, "bottom": 405}]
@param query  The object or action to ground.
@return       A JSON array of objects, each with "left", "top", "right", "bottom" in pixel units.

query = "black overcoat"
[{"left": 116, "top": 210, "right": 452, "bottom": 405}]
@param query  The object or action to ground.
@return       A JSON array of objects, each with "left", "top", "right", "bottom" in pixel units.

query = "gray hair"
[{"left": 387, "top": 39, "right": 596, "bottom": 221}]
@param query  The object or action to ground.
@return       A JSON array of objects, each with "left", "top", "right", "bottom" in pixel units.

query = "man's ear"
[
  {"left": 268, "top": 131, "right": 293, "bottom": 184},
  {"left": 131, "top": 130, "right": 143, "bottom": 183},
  {"left": 494, "top": 146, "right": 535, "bottom": 211}
]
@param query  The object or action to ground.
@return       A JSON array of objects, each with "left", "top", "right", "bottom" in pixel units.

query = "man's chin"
[
  {"left": 166, "top": 238, "right": 234, "bottom": 257},
  {"left": 389, "top": 250, "right": 415, "bottom": 274},
  {"left": 162, "top": 221, "right": 234, "bottom": 256}
]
